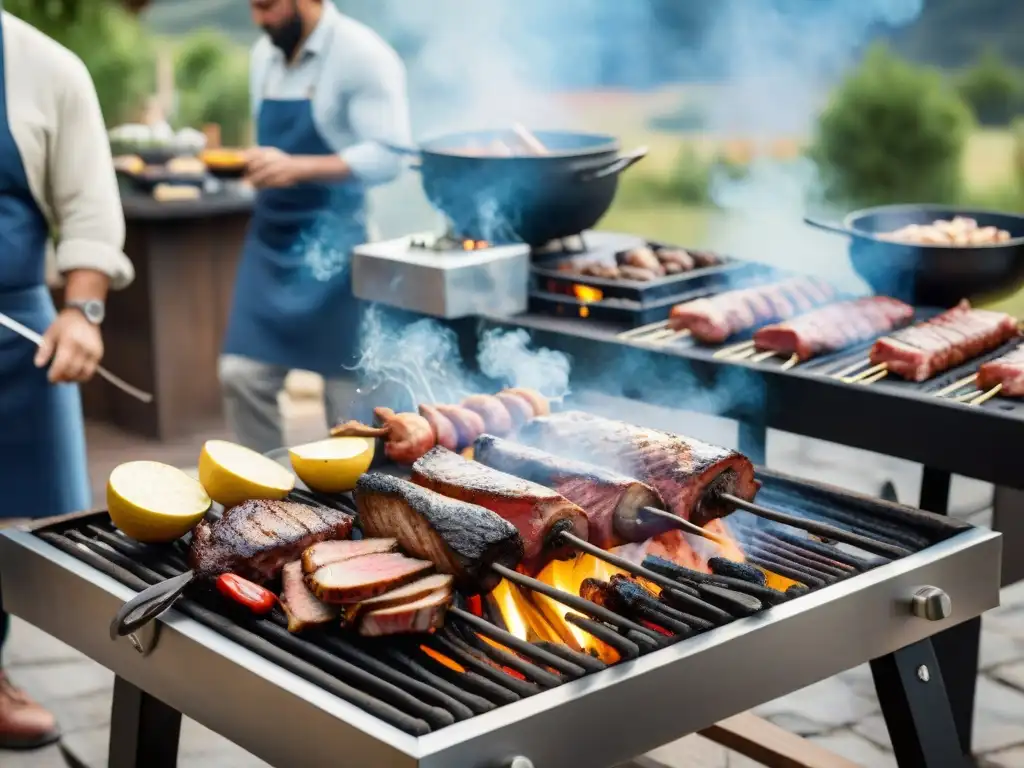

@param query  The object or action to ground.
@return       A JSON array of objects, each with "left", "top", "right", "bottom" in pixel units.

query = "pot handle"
[
  {"left": 575, "top": 146, "right": 649, "bottom": 183},
  {"left": 804, "top": 216, "right": 854, "bottom": 237}
]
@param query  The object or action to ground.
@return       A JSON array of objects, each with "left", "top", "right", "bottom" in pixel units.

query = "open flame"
[
  {"left": 573, "top": 284, "right": 604, "bottom": 304},
  {"left": 462, "top": 239, "right": 490, "bottom": 251}
]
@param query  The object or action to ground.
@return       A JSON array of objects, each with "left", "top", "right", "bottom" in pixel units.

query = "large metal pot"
[
  {"left": 388, "top": 129, "right": 647, "bottom": 246},
  {"left": 805, "top": 205, "right": 1024, "bottom": 307}
]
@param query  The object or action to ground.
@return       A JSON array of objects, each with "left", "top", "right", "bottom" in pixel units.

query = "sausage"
[
  {"left": 502, "top": 388, "right": 550, "bottom": 417},
  {"left": 373, "top": 408, "right": 435, "bottom": 465},
  {"left": 461, "top": 395, "right": 513, "bottom": 436},
  {"left": 435, "top": 405, "right": 486, "bottom": 450},
  {"left": 495, "top": 392, "right": 534, "bottom": 429},
  {"left": 656, "top": 247, "right": 695, "bottom": 271},
  {"left": 418, "top": 404, "right": 459, "bottom": 452}
]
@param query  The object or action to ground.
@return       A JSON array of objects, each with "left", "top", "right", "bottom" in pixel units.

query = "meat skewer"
[
  {"left": 418, "top": 405, "right": 459, "bottom": 451},
  {"left": 977, "top": 343, "right": 1024, "bottom": 398},
  {"left": 461, "top": 395, "right": 514, "bottom": 436},
  {"left": 111, "top": 499, "right": 354, "bottom": 637},
  {"left": 435, "top": 405, "right": 486, "bottom": 450}
]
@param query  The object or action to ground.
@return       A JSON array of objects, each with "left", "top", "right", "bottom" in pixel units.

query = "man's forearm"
[
  {"left": 296, "top": 154, "right": 353, "bottom": 183},
  {"left": 63, "top": 269, "right": 111, "bottom": 303}
]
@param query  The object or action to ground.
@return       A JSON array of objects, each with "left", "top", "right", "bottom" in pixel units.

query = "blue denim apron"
[
  {"left": 223, "top": 70, "right": 368, "bottom": 376},
  {"left": 0, "top": 17, "right": 91, "bottom": 522}
]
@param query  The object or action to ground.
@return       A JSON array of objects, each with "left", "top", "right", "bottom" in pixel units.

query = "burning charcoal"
[
  {"left": 786, "top": 584, "right": 810, "bottom": 599},
  {"left": 708, "top": 557, "right": 766, "bottom": 586},
  {"left": 644, "top": 555, "right": 787, "bottom": 607},
  {"left": 693, "top": 583, "right": 762, "bottom": 617},
  {"left": 657, "top": 584, "right": 732, "bottom": 625}
]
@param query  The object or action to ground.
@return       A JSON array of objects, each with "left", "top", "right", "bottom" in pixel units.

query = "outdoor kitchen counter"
[{"left": 55, "top": 192, "right": 254, "bottom": 440}]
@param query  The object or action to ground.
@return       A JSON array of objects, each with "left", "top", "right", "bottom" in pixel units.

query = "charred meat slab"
[
  {"left": 189, "top": 500, "right": 354, "bottom": 583},
  {"left": 306, "top": 552, "right": 433, "bottom": 604},
  {"left": 301, "top": 538, "right": 398, "bottom": 574},
  {"left": 411, "top": 447, "right": 589, "bottom": 573},
  {"left": 517, "top": 411, "right": 758, "bottom": 527},
  {"left": 281, "top": 560, "right": 339, "bottom": 632},
  {"left": 359, "top": 588, "right": 452, "bottom": 637},
  {"left": 472, "top": 434, "right": 664, "bottom": 549},
  {"left": 355, "top": 473, "right": 523, "bottom": 594}
]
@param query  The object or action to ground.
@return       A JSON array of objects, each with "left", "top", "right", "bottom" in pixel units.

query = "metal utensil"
[{"left": 0, "top": 310, "right": 153, "bottom": 403}]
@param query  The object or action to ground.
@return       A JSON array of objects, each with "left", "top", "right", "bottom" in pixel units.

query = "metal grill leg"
[
  {"left": 871, "top": 638, "right": 971, "bottom": 767},
  {"left": 108, "top": 676, "right": 181, "bottom": 768}
]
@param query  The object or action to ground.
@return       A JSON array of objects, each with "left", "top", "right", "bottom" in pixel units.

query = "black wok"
[
  {"left": 387, "top": 129, "right": 647, "bottom": 246},
  {"left": 805, "top": 205, "right": 1024, "bottom": 307}
]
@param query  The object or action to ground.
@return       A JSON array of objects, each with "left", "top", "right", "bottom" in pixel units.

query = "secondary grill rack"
[{"left": 0, "top": 464, "right": 1001, "bottom": 768}]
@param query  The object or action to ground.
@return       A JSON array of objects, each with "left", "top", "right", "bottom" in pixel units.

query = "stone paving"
[{"left": 2, "top": 395, "right": 1022, "bottom": 767}]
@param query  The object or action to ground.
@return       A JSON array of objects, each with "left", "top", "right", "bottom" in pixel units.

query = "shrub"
[
  {"left": 810, "top": 44, "right": 973, "bottom": 208},
  {"left": 955, "top": 47, "right": 1024, "bottom": 127},
  {"left": 174, "top": 33, "right": 252, "bottom": 146}
]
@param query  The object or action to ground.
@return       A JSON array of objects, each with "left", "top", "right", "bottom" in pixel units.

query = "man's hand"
[
  {"left": 245, "top": 147, "right": 309, "bottom": 189},
  {"left": 34, "top": 309, "right": 104, "bottom": 384}
]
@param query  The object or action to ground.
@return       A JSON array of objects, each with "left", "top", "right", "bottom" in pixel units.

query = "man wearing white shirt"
[
  {"left": 219, "top": 0, "right": 411, "bottom": 453},
  {"left": 0, "top": 9, "right": 134, "bottom": 749}
]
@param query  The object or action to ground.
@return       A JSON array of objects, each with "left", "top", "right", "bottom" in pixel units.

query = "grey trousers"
[{"left": 218, "top": 354, "right": 361, "bottom": 454}]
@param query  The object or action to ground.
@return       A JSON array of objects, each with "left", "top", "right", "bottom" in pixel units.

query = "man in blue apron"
[
  {"left": 220, "top": 0, "right": 410, "bottom": 453},
  {"left": 0, "top": 10, "right": 133, "bottom": 750}
]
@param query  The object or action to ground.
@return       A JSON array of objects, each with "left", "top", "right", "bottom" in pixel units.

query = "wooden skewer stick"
[
  {"left": 954, "top": 388, "right": 982, "bottom": 403},
  {"left": 832, "top": 358, "right": 871, "bottom": 379},
  {"left": 779, "top": 354, "right": 800, "bottom": 371},
  {"left": 645, "top": 328, "right": 688, "bottom": 342},
  {"left": 934, "top": 373, "right": 978, "bottom": 398},
  {"left": 843, "top": 362, "right": 887, "bottom": 384},
  {"left": 730, "top": 347, "right": 759, "bottom": 361},
  {"left": 861, "top": 370, "right": 889, "bottom": 385},
  {"left": 968, "top": 385, "right": 1002, "bottom": 406},
  {"left": 648, "top": 331, "right": 693, "bottom": 348},
  {"left": 749, "top": 350, "right": 777, "bottom": 363},
  {"left": 714, "top": 340, "right": 756, "bottom": 359},
  {"left": 617, "top": 320, "right": 670, "bottom": 340},
  {"left": 512, "top": 123, "right": 549, "bottom": 155}
]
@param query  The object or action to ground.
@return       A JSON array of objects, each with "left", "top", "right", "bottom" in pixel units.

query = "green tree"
[
  {"left": 956, "top": 47, "right": 1024, "bottom": 126},
  {"left": 173, "top": 32, "right": 251, "bottom": 146},
  {"left": 810, "top": 44, "right": 973, "bottom": 208}
]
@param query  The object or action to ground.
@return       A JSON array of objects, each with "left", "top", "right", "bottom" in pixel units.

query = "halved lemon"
[
  {"left": 289, "top": 437, "right": 374, "bottom": 494},
  {"left": 107, "top": 461, "right": 211, "bottom": 543},
  {"left": 198, "top": 440, "right": 295, "bottom": 509}
]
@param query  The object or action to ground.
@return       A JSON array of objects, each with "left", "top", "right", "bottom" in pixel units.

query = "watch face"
[{"left": 76, "top": 301, "right": 105, "bottom": 324}]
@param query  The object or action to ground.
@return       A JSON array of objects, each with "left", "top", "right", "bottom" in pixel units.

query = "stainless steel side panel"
[{"left": 0, "top": 527, "right": 1001, "bottom": 768}]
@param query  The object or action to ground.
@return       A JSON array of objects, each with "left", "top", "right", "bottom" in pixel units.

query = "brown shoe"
[{"left": 0, "top": 671, "right": 61, "bottom": 750}]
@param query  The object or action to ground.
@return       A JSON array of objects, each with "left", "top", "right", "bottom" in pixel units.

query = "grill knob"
[{"left": 911, "top": 586, "right": 952, "bottom": 621}]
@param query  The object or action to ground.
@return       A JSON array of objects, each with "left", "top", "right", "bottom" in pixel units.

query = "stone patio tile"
[
  {"left": 8, "top": 659, "right": 113, "bottom": 703},
  {"left": 645, "top": 735, "right": 730, "bottom": 768},
  {"left": 853, "top": 713, "right": 893, "bottom": 750},
  {"left": 754, "top": 676, "right": 880, "bottom": 729},
  {"left": 972, "top": 677, "right": 1024, "bottom": 754},
  {"left": 1, "top": 745, "right": 68, "bottom": 768},
  {"left": 5, "top": 618, "right": 81, "bottom": 668},
  {"left": 760, "top": 712, "right": 826, "bottom": 737},
  {"left": 808, "top": 729, "right": 898, "bottom": 768},
  {"left": 981, "top": 630, "right": 1024, "bottom": 670},
  {"left": 993, "top": 662, "right": 1024, "bottom": 692},
  {"left": 986, "top": 745, "right": 1024, "bottom": 768}
]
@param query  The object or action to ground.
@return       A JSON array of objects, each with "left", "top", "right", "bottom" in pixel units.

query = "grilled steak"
[
  {"left": 668, "top": 277, "right": 837, "bottom": 343},
  {"left": 978, "top": 343, "right": 1024, "bottom": 396},
  {"left": 348, "top": 574, "right": 454, "bottom": 623},
  {"left": 356, "top": 473, "right": 523, "bottom": 594},
  {"left": 517, "top": 411, "right": 758, "bottom": 527},
  {"left": 307, "top": 552, "right": 434, "bottom": 604},
  {"left": 359, "top": 588, "right": 452, "bottom": 637},
  {"left": 754, "top": 296, "right": 914, "bottom": 361},
  {"left": 473, "top": 434, "right": 664, "bottom": 548},
  {"left": 869, "top": 300, "right": 1019, "bottom": 381},
  {"left": 281, "top": 560, "right": 338, "bottom": 633},
  {"left": 189, "top": 500, "right": 354, "bottom": 583},
  {"left": 412, "top": 447, "right": 589, "bottom": 573},
  {"left": 301, "top": 538, "right": 397, "bottom": 574}
]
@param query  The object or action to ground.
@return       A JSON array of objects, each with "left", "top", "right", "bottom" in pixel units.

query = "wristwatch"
[{"left": 66, "top": 299, "right": 106, "bottom": 325}]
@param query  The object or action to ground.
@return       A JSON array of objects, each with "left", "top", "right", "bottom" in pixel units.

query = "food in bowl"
[
  {"left": 878, "top": 216, "right": 1011, "bottom": 246},
  {"left": 200, "top": 148, "right": 248, "bottom": 176}
]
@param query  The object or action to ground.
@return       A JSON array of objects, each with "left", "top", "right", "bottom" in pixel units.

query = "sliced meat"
[
  {"left": 358, "top": 589, "right": 452, "bottom": 637},
  {"left": 306, "top": 552, "right": 434, "bottom": 604},
  {"left": 418, "top": 405, "right": 459, "bottom": 452},
  {"left": 280, "top": 560, "right": 338, "bottom": 632},
  {"left": 461, "top": 395, "right": 514, "bottom": 436},
  {"left": 348, "top": 574, "right": 454, "bottom": 622},
  {"left": 517, "top": 411, "right": 758, "bottom": 527},
  {"left": 435, "top": 405, "right": 486, "bottom": 449},
  {"left": 501, "top": 387, "right": 550, "bottom": 417},
  {"left": 411, "top": 447, "right": 589, "bottom": 574},
  {"left": 978, "top": 343, "right": 1024, "bottom": 396},
  {"left": 495, "top": 392, "right": 535, "bottom": 429},
  {"left": 374, "top": 407, "right": 435, "bottom": 465},
  {"left": 355, "top": 473, "right": 523, "bottom": 594},
  {"left": 472, "top": 434, "right": 664, "bottom": 549},
  {"left": 189, "top": 500, "right": 354, "bottom": 583},
  {"left": 301, "top": 538, "right": 397, "bottom": 575}
]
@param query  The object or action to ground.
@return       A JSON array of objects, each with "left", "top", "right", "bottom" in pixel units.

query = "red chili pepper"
[
  {"left": 216, "top": 573, "right": 276, "bottom": 614},
  {"left": 466, "top": 595, "right": 483, "bottom": 617}
]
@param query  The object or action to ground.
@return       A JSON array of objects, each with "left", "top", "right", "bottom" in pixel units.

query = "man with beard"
[{"left": 221, "top": 0, "right": 410, "bottom": 453}]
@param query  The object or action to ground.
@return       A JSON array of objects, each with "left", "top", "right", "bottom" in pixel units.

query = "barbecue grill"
[{"left": 0, "top": 459, "right": 1000, "bottom": 768}]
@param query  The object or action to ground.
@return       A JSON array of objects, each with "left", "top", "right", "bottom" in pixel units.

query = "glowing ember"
[
  {"left": 573, "top": 284, "right": 604, "bottom": 303},
  {"left": 420, "top": 645, "right": 465, "bottom": 673},
  {"left": 462, "top": 239, "right": 490, "bottom": 251}
]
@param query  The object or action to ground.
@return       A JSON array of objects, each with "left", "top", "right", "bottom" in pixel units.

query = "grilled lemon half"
[
  {"left": 198, "top": 439, "right": 295, "bottom": 509},
  {"left": 289, "top": 437, "right": 374, "bottom": 494},
  {"left": 107, "top": 461, "right": 211, "bottom": 543}
]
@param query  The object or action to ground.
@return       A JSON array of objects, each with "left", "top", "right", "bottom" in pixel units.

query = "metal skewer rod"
[
  {"left": 639, "top": 506, "right": 731, "bottom": 546},
  {"left": 718, "top": 493, "right": 912, "bottom": 558}
]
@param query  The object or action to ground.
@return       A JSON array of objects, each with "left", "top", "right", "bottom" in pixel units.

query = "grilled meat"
[
  {"left": 473, "top": 434, "right": 664, "bottom": 548},
  {"left": 411, "top": 446, "right": 589, "bottom": 573},
  {"left": 495, "top": 392, "right": 535, "bottom": 429},
  {"left": 189, "top": 500, "right": 354, "bottom": 583},
  {"left": 374, "top": 407, "right": 435, "bottom": 465},
  {"left": 618, "top": 265, "right": 658, "bottom": 281},
  {"left": 435, "top": 405, "right": 486, "bottom": 449},
  {"left": 869, "top": 300, "right": 1019, "bottom": 382},
  {"left": 461, "top": 394, "right": 513, "bottom": 436},
  {"left": 418, "top": 404, "right": 459, "bottom": 451},
  {"left": 655, "top": 247, "right": 696, "bottom": 272},
  {"left": 359, "top": 588, "right": 452, "bottom": 637},
  {"left": 355, "top": 473, "right": 523, "bottom": 594},
  {"left": 301, "top": 538, "right": 397, "bottom": 574},
  {"left": 307, "top": 552, "right": 434, "bottom": 604},
  {"left": 517, "top": 411, "right": 758, "bottom": 527},
  {"left": 348, "top": 574, "right": 454, "bottom": 623},
  {"left": 501, "top": 387, "right": 550, "bottom": 417},
  {"left": 668, "top": 277, "right": 837, "bottom": 343},
  {"left": 754, "top": 296, "right": 914, "bottom": 361},
  {"left": 978, "top": 343, "right": 1024, "bottom": 396},
  {"left": 281, "top": 560, "right": 338, "bottom": 632},
  {"left": 619, "top": 246, "right": 665, "bottom": 276}
]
